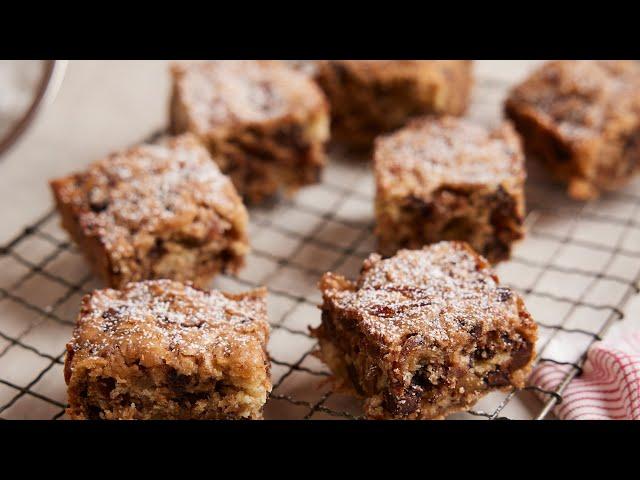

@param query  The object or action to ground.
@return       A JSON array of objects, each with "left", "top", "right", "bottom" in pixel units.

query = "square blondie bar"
[
  {"left": 170, "top": 60, "right": 330, "bottom": 203},
  {"left": 374, "top": 116, "right": 525, "bottom": 263},
  {"left": 505, "top": 60, "right": 640, "bottom": 200},
  {"left": 64, "top": 280, "right": 271, "bottom": 420},
  {"left": 50, "top": 134, "right": 248, "bottom": 289},
  {"left": 315, "top": 60, "right": 473, "bottom": 149},
  {"left": 312, "top": 242, "right": 537, "bottom": 420}
]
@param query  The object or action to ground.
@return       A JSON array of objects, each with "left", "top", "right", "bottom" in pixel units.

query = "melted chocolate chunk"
[
  {"left": 384, "top": 384, "right": 423, "bottom": 416},
  {"left": 411, "top": 369, "right": 435, "bottom": 391},
  {"left": 177, "top": 390, "right": 211, "bottom": 407},
  {"left": 550, "top": 134, "right": 572, "bottom": 163},
  {"left": 87, "top": 404, "right": 103, "bottom": 420},
  {"left": 508, "top": 340, "right": 534, "bottom": 372},
  {"left": 485, "top": 369, "right": 510, "bottom": 387},
  {"left": 274, "top": 124, "right": 308, "bottom": 153},
  {"left": 470, "top": 324, "right": 483, "bottom": 339},
  {"left": 148, "top": 239, "right": 166, "bottom": 259},
  {"left": 474, "top": 346, "right": 496, "bottom": 362},
  {"left": 406, "top": 196, "right": 436, "bottom": 220},
  {"left": 100, "top": 306, "right": 127, "bottom": 332},
  {"left": 97, "top": 377, "right": 116, "bottom": 397},
  {"left": 167, "top": 371, "right": 192, "bottom": 388},
  {"left": 496, "top": 287, "right": 513, "bottom": 302}
]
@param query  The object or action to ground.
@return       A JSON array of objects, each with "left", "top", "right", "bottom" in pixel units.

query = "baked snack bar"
[
  {"left": 505, "top": 60, "right": 640, "bottom": 200},
  {"left": 50, "top": 134, "right": 248, "bottom": 289},
  {"left": 170, "top": 60, "right": 330, "bottom": 203},
  {"left": 312, "top": 242, "right": 537, "bottom": 420},
  {"left": 374, "top": 116, "right": 525, "bottom": 263},
  {"left": 64, "top": 280, "right": 271, "bottom": 420},
  {"left": 314, "top": 60, "right": 473, "bottom": 149}
]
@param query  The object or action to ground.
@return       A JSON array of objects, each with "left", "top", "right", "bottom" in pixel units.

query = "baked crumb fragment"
[
  {"left": 170, "top": 60, "right": 330, "bottom": 203},
  {"left": 505, "top": 60, "right": 640, "bottom": 200},
  {"left": 50, "top": 134, "right": 249, "bottom": 289},
  {"left": 312, "top": 241, "right": 537, "bottom": 420},
  {"left": 315, "top": 60, "right": 473, "bottom": 149},
  {"left": 65, "top": 280, "right": 271, "bottom": 420},
  {"left": 374, "top": 116, "right": 525, "bottom": 263}
]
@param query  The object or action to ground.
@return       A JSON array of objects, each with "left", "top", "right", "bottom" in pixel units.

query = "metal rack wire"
[{"left": 1, "top": 69, "right": 639, "bottom": 420}]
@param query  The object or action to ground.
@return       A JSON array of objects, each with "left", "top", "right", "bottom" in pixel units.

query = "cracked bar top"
[
  {"left": 320, "top": 242, "right": 534, "bottom": 350},
  {"left": 51, "top": 134, "right": 246, "bottom": 261},
  {"left": 66, "top": 280, "right": 269, "bottom": 380},
  {"left": 374, "top": 116, "right": 524, "bottom": 198},
  {"left": 506, "top": 60, "right": 640, "bottom": 142},
  {"left": 171, "top": 60, "right": 327, "bottom": 134}
]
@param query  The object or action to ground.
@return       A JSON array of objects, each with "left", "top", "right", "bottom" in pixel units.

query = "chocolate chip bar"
[
  {"left": 315, "top": 60, "right": 473, "bottom": 149},
  {"left": 312, "top": 242, "right": 538, "bottom": 420},
  {"left": 50, "top": 134, "right": 249, "bottom": 289},
  {"left": 65, "top": 280, "right": 271, "bottom": 419},
  {"left": 170, "top": 60, "right": 330, "bottom": 203},
  {"left": 505, "top": 60, "right": 640, "bottom": 200},
  {"left": 374, "top": 116, "right": 525, "bottom": 263}
]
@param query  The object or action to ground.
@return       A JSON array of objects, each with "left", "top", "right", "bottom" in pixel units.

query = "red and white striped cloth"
[{"left": 529, "top": 332, "right": 640, "bottom": 420}]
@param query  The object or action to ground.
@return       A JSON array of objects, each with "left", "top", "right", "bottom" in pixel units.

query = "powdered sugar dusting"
[
  {"left": 375, "top": 117, "right": 524, "bottom": 197},
  {"left": 323, "top": 242, "right": 524, "bottom": 347},
  {"left": 54, "top": 134, "right": 245, "bottom": 259},
  {"left": 508, "top": 60, "right": 640, "bottom": 141},
  {"left": 70, "top": 280, "right": 268, "bottom": 359},
  {"left": 172, "top": 60, "right": 325, "bottom": 132}
]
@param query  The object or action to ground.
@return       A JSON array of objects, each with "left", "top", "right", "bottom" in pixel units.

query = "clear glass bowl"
[{"left": 0, "top": 60, "right": 67, "bottom": 158}]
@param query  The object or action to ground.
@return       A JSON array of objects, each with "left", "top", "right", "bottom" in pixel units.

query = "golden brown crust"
[
  {"left": 65, "top": 280, "right": 271, "bottom": 419},
  {"left": 50, "top": 134, "right": 248, "bottom": 289},
  {"left": 312, "top": 242, "right": 537, "bottom": 420},
  {"left": 315, "top": 60, "right": 473, "bottom": 149},
  {"left": 505, "top": 60, "right": 640, "bottom": 200},
  {"left": 170, "top": 61, "right": 330, "bottom": 203},
  {"left": 374, "top": 117, "right": 525, "bottom": 263}
]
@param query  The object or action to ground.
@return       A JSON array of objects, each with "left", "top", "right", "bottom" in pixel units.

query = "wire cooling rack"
[{"left": 1, "top": 62, "right": 640, "bottom": 420}]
